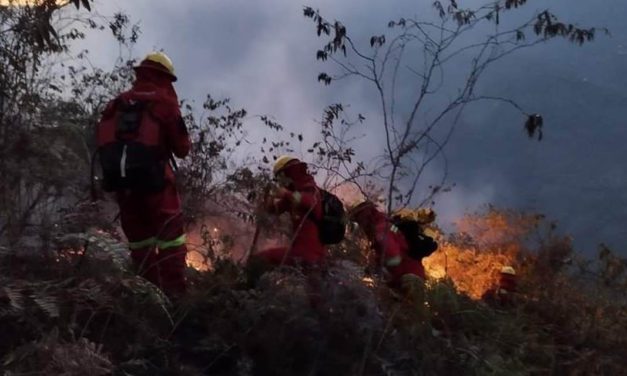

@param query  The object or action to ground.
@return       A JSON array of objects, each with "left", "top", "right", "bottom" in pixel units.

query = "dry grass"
[{"left": 1, "top": 208, "right": 626, "bottom": 375}]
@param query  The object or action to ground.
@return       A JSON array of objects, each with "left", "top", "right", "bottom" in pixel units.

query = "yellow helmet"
[
  {"left": 394, "top": 208, "right": 415, "bottom": 220},
  {"left": 135, "top": 51, "right": 177, "bottom": 81},
  {"left": 273, "top": 155, "right": 299, "bottom": 175},
  {"left": 394, "top": 207, "right": 436, "bottom": 224},
  {"left": 500, "top": 266, "right": 516, "bottom": 276}
]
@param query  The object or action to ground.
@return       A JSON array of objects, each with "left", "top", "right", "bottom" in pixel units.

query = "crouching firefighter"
[
  {"left": 95, "top": 52, "right": 191, "bottom": 297},
  {"left": 249, "top": 156, "right": 345, "bottom": 267},
  {"left": 347, "top": 201, "right": 438, "bottom": 291},
  {"left": 247, "top": 156, "right": 345, "bottom": 298},
  {"left": 481, "top": 266, "right": 518, "bottom": 307}
]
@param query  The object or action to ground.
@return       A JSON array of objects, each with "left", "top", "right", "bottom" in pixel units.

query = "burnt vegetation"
[{"left": 0, "top": 1, "right": 625, "bottom": 375}]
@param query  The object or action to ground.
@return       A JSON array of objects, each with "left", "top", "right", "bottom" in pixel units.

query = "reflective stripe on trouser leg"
[
  {"left": 128, "top": 237, "right": 157, "bottom": 250},
  {"left": 128, "top": 237, "right": 158, "bottom": 281},
  {"left": 157, "top": 234, "right": 186, "bottom": 250},
  {"left": 155, "top": 234, "right": 188, "bottom": 295}
]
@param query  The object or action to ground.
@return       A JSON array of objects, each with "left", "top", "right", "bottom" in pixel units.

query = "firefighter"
[
  {"left": 347, "top": 200, "right": 426, "bottom": 290},
  {"left": 245, "top": 156, "right": 326, "bottom": 307},
  {"left": 252, "top": 156, "right": 326, "bottom": 266},
  {"left": 96, "top": 52, "right": 191, "bottom": 296},
  {"left": 481, "top": 265, "right": 518, "bottom": 307}
]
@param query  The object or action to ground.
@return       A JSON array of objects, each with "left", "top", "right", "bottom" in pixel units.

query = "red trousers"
[
  {"left": 387, "top": 257, "right": 426, "bottom": 289},
  {"left": 118, "top": 184, "right": 187, "bottom": 296}
]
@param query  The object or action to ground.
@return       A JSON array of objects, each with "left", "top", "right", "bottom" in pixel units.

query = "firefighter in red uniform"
[
  {"left": 348, "top": 200, "right": 425, "bottom": 290},
  {"left": 481, "top": 266, "right": 518, "bottom": 307},
  {"left": 97, "top": 52, "right": 191, "bottom": 296},
  {"left": 252, "top": 156, "right": 326, "bottom": 266}
]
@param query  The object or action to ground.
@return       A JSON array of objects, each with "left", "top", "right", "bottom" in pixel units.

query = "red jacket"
[
  {"left": 267, "top": 162, "right": 325, "bottom": 264},
  {"left": 100, "top": 69, "right": 191, "bottom": 185},
  {"left": 359, "top": 207, "right": 425, "bottom": 286}
]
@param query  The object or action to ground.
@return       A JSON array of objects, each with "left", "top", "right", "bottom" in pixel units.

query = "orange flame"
[
  {"left": 422, "top": 209, "right": 534, "bottom": 299},
  {"left": 185, "top": 217, "right": 252, "bottom": 271}
]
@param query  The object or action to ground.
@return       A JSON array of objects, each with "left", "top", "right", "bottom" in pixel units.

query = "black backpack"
[
  {"left": 391, "top": 216, "right": 438, "bottom": 260},
  {"left": 95, "top": 99, "right": 167, "bottom": 193},
  {"left": 311, "top": 189, "right": 346, "bottom": 245}
]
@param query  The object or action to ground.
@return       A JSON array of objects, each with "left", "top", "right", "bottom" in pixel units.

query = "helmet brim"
[{"left": 133, "top": 64, "right": 177, "bottom": 82}]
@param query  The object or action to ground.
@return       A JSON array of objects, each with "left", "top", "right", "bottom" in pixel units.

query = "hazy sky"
[{"left": 76, "top": 0, "right": 627, "bottom": 255}]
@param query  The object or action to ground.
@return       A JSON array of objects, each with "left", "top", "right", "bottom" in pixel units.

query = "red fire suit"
[
  {"left": 481, "top": 272, "right": 518, "bottom": 307},
  {"left": 255, "top": 162, "right": 326, "bottom": 266},
  {"left": 101, "top": 68, "right": 191, "bottom": 296},
  {"left": 355, "top": 206, "right": 425, "bottom": 288}
]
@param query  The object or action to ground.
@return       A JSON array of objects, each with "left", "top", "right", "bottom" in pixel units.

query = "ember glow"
[
  {"left": 185, "top": 218, "right": 252, "bottom": 271},
  {"left": 186, "top": 250, "right": 210, "bottom": 271},
  {"left": 185, "top": 225, "right": 219, "bottom": 271}
]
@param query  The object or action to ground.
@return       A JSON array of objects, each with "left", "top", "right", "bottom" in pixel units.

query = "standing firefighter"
[
  {"left": 348, "top": 201, "right": 438, "bottom": 290},
  {"left": 96, "top": 52, "right": 191, "bottom": 296}
]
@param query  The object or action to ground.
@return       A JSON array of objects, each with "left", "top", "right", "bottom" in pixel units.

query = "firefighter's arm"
[
  {"left": 276, "top": 187, "right": 318, "bottom": 213},
  {"left": 160, "top": 101, "right": 191, "bottom": 159},
  {"left": 100, "top": 99, "right": 117, "bottom": 119},
  {"left": 374, "top": 225, "right": 402, "bottom": 267},
  {"left": 265, "top": 187, "right": 291, "bottom": 214}
]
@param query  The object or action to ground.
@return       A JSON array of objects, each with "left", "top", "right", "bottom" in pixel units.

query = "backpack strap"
[{"left": 305, "top": 187, "right": 324, "bottom": 224}]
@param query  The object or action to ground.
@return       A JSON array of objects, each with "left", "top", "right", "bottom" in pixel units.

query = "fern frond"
[
  {"left": 121, "top": 277, "right": 173, "bottom": 325},
  {"left": 32, "top": 293, "right": 60, "bottom": 318},
  {"left": 3, "top": 286, "right": 25, "bottom": 312},
  {"left": 58, "top": 231, "right": 130, "bottom": 272}
]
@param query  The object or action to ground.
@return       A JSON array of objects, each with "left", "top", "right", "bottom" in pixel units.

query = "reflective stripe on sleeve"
[{"left": 386, "top": 255, "right": 402, "bottom": 267}]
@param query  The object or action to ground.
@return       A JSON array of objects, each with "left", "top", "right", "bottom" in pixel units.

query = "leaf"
[
  {"left": 33, "top": 294, "right": 60, "bottom": 318},
  {"left": 524, "top": 114, "right": 544, "bottom": 141},
  {"left": 316, "top": 50, "right": 328, "bottom": 61},
  {"left": 317, "top": 73, "right": 332, "bottom": 85},
  {"left": 3, "top": 287, "right": 24, "bottom": 312},
  {"left": 303, "top": 6, "right": 315, "bottom": 18}
]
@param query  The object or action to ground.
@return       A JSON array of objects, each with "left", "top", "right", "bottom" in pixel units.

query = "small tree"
[
  {"left": 0, "top": 0, "right": 96, "bottom": 244},
  {"left": 304, "top": 0, "right": 602, "bottom": 212}
]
